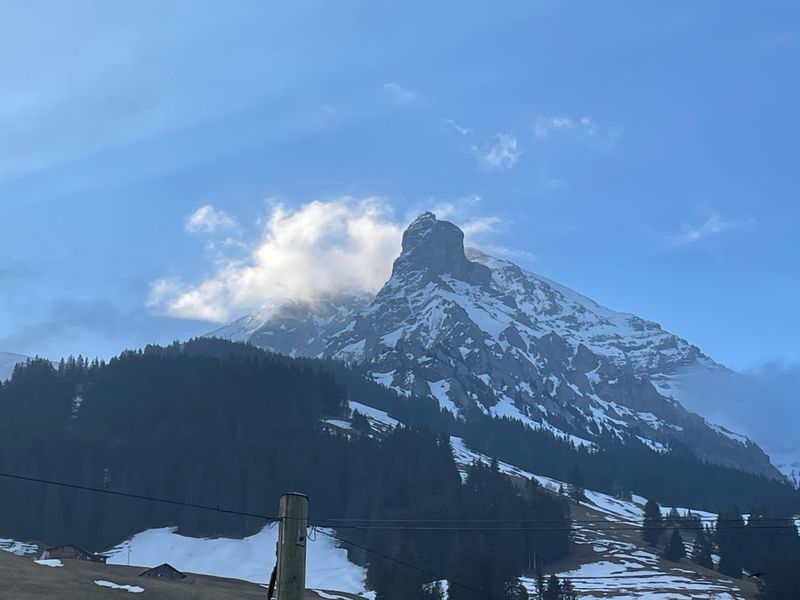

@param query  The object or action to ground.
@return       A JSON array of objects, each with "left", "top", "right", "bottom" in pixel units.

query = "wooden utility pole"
[{"left": 275, "top": 493, "right": 309, "bottom": 600}]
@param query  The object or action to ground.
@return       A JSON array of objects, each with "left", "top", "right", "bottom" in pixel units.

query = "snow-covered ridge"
[
  {"left": 0, "top": 351, "right": 29, "bottom": 381},
  {"left": 213, "top": 213, "right": 778, "bottom": 479}
]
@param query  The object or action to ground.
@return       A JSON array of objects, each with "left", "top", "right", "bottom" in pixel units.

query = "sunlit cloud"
[{"left": 150, "top": 198, "right": 405, "bottom": 322}]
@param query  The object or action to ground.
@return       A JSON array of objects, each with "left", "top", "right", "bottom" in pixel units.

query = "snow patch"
[
  {"left": 35, "top": 559, "right": 63, "bottom": 567},
  {"left": 427, "top": 379, "right": 459, "bottom": 415},
  {"left": 349, "top": 401, "right": 398, "bottom": 429},
  {"left": 0, "top": 538, "right": 37, "bottom": 556},
  {"left": 95, "top": 580, "right": 144, "bottom": 593}
]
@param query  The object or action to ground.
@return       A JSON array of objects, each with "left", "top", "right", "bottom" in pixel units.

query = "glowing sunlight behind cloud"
[{"left": 149, "top": 198, "right": 405, "bottom": 322}]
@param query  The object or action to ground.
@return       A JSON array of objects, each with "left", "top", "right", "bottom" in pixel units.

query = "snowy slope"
[
  {"left": 104, "top": 525, "right": 371, "bottom": 597},
  {"left": 0, "top": 351, "right": 28, "bottom": 381},
  {"left": 448, "top": 436, "right": 749, "bottom": 600},
  {"left": 213, "top": 213, "right": 778, "bottom": 479},
  {"left": 210, "top": 294, "right": 371, "bottom": 358},
  {"left": 86, "top": 433, "right": 751, "bottom": 600}
]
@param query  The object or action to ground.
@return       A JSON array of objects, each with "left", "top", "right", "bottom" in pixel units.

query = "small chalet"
[
  {"left": 40, "top": 544, "right": 107, "bottom": 563},
  {"left": 139, "top": 563, "right": 186, "bottom": 581}
]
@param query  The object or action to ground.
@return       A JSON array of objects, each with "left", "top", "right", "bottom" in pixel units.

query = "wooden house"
[
  {"left": 40, "top": 544, "right": 107, "bottom": 563},
  {"left": 139, "top": 563, "right": 186, "bottom": 581}
]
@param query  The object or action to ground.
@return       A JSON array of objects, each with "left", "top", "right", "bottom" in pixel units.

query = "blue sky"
[{"left": 1, "top": 0, "right": 799, "bottom": 371}]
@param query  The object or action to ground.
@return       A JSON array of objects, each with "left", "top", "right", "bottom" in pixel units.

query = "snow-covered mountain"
[
  {"left": 213, "top": 212, "right": 778, "bottom": 479},
  {"left": 0, "top": 352, "right": 28, "bottom": 381}
]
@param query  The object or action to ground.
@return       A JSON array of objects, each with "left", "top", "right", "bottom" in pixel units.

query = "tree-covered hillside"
[{"left": 0, "top": 339, "right": 570, "bottom": 600}]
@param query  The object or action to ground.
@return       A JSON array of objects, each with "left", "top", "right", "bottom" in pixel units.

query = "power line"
[
  {"left": 0, "top": 470, "right": 785, "bottom": 593},
  {"left": 314, "top": 528, "right": 733, "bottom": 586},
  {"left": 0, "top": 471, "right": 278, "bottom": 522},
  {"left": 313, "top": 515, "right": 793, "bottom": 524},
  {"left": 311, "top": 522, "right": 798, "bottom": 532},
  {"left": 1, "top": 470, "right": 796, "bottom": 534}
]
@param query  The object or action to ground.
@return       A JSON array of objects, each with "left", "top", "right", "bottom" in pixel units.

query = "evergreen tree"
[
  {"left": 567, "top": 465, "right": 586, "bottom": 501},
  {"left": 642, "top": 498, "right": 664, "bottom": 546},
  {"left": 665, "top": 507, "right": 680, "bottom": 528},
  {"left": 560, "top": 579, "right": 578, "bottom": 600},
  {"left": 717, "top": 509, "right": 745, "bottom": 579},
  {"left": 691, "top": 527, "right": 714, "bottom": 570},
  {"left": 542, "top": 574, "right": 561, "bottom": 600},
  {"left": 663, "top": 527, "right": 686, "bottom": 562},
  {"left": 351, "top": 410, "right": 371, "bottom": 434},
  {"left": 533, "top": 570, "right": 545, "bottom": 600}
]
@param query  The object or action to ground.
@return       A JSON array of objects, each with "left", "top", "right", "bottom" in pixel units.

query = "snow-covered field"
[{"left": 104, "top": 525, "right": 371, "bottom": 598}]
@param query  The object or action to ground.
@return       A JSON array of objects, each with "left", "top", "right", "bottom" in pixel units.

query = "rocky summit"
[{"left": 213, "top": 213, "right": 779, "bottom": 479}]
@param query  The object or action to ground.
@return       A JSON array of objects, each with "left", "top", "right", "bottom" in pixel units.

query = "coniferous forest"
[
  {"left": 0, "top": 339, "right": 571, "bottom": 599},
  {"left": 1, "top": 338, "right": 799, "bottom": 598}
]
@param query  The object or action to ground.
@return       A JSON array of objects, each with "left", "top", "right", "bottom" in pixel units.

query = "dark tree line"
[
  {"left": 641, "top": 499, "right": 800, "bottom": 599},
  {"left": 462, "top": 414, "right": 800, "bottom": 514},
  {"left": 0, "top": 339, "right": 570, "bottom": 600}
]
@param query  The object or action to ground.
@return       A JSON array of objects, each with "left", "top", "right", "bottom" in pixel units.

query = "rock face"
[
  {"left": 213, "top": 213, "right": 780, "bottom": 479},
  {"left": 393, "top": 212, "right": 492, "bottom": 286}
]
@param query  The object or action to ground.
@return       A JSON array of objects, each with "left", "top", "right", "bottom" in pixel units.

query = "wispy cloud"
[
  {"left": 534, "top": 115, "right": 595, "bottom": 139},
  {"left": 670, "top": 214, "right": 752, "bottom": 246},
  {"left": 442, "top": 118, "right": 521, "bottom": 170},
  {"left": 383, "top": 82, "right": 417, "bottom": 105},
  {"left": 184, "top": 204, "right": 241, "bottom": 234},
  {"left": 481, "top": 244, "right": 537, "bottom": 262},
  {"left": 461, "top": 216, "right": 503, "bottom": 237},
  {"left": 679, "top": 361, "right": 800, "bottom": 477},
  {"left": 441, "top": 118, "right": 472, "bottom": 137},
  {"left": 533, "top": 115, "right": 621, "bottom": 151},
  {"left": 422, "top": 196, "right": 504, "bottom": 239},
  {"left": 481, "top": 133, "right": 520, "bottom": 170}
]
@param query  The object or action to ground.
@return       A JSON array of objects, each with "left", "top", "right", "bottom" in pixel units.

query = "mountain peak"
[{"left": 391, "top": 213, "right": 491, "bottom": 286}]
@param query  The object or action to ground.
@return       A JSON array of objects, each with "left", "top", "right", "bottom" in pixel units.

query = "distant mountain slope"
[
  {"left": 0, "top": 352, "right": 28, "bottom": 381},
  {"left": 215, "top": 213, "right": 779, "bottom": 479}
]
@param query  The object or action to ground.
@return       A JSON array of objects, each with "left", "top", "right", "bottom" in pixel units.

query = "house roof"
[{"left": 140, "top": 563, "right": 185, "bottom": 577}]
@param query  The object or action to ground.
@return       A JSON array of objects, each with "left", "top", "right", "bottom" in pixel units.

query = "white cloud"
[
  {"left": 482, "top": 134, "right": 520, "bottom": 169},
  {"left": 532, "top": 115, "right": 620, "bottom": 151},
  {"left": 672, "top": 214, "right": 736, "bottom": 246},
  {"left": 424, "top": 195, "right": 482, "bottom": 221},
  {"left": 481, "top": 244, "right": 537, "bottom": 262},
  {"left": 461, "top": 216, "right": 503, "bottom": 238},
  {"left": 383, "top": 82, "right": 417, "bottom": 105},
  {"left": 184, "top": 205, "right": 241, "bottom": 234},
  {"left": 150, "top": 198, "right": 405, "bottom": 322},
  {"left": 441, "top": 118, "right": 472, "bottom": 136},
  {"left": 534, "top": 115, "right": 596, "bottom": 139}
]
